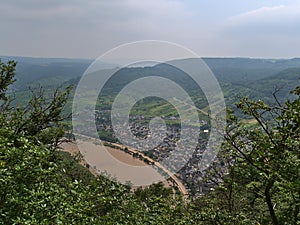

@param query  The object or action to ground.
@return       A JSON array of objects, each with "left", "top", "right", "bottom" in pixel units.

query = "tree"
[
  {"left": 0, "top": 60, "right": 94, "bottom": 223},
  {"left": 0, "top": 59, "right": 72, "bottom": 147},
  {"left": 0, "top": 60, "right": 16, "bottom": 103},
  {"left": 199, "top": 86, "right": 300, "bottom": 224}
]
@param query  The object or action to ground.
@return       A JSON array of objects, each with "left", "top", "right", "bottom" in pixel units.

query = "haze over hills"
[
  {"left": 204, "top": 57, "right": 300, "bottom": 82},
  {"left": 4, "top": 55, "right": 300, "bottom": 89},
  {"left": 3, "top": 55, "right": 300, "bottom": 110},
  {"left": 1, "top": 56, "right": 115, "bottom": 90}
]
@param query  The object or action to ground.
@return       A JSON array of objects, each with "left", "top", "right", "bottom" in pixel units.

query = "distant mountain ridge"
[
  {"left": 203, "top": 57, "right": 300, "bottom": 83},
  {"left": 1, "top": 56, "right": 117, "bottom": 90},
  {"left": 2, "top": 56, "right": 300, "bottom": 105}
]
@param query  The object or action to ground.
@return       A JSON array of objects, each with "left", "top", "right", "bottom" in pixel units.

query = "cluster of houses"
[{"left": 74, "top": 109, "right": 226, "bottom": 196}]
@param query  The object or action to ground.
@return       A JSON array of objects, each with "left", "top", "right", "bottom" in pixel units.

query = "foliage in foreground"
[{"left": 0, "top": 59, "right": 299, "bottom": 224}]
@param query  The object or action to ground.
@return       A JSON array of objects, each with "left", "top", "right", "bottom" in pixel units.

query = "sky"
[{"left": 1, "top": 0, "right": 300, "bottom": 59}]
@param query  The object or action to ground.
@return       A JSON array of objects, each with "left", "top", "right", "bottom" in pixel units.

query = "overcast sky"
[{"left": 1, "top": 0, "right": 300, "bottom": 58}]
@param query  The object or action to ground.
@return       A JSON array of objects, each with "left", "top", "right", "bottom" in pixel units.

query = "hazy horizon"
[
  {"left": 1, "top": 0, "right": 300, "bottom": 59},
  {"left": 2, "top": 54, "right": 300, "bottom": 61}
]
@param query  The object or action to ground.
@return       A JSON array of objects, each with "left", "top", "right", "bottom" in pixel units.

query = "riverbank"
[
  {"left": 60, "top": 135, "right": 188, "bottom": 196},
  {"left": 60, "top": 139, "right": 165, "bottom": 187}
]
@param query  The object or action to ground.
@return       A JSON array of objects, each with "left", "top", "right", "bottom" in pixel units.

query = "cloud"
[
  {"left": 229, "top": 5, "right": 288, "bottom": 23},
  {"left": 0, "top": 0, "right": 190, "bottom": 27},
  {"left": 213, "top": 4, "right": 300, "bottom": 57},
  {"left": 0, "top": 0, "right": 199, "bottom": 58},
  {"left": 225, "top": 4, "right": 300, "bottom": 34},
  {"left": 1, "top": 0, "right": 299, "bottom": 58},
  {"left": 125, "top": 0, "right": 190, "bottom": 17}
]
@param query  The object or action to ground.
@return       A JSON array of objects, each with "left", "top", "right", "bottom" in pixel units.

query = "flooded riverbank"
[{"left": 60, "top": 140, "right": 165, "bottom": 186}]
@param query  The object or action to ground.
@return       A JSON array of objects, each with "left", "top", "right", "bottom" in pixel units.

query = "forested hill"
[
  {"left": 246, "top": 67, "right": 300, "bottom": 99},
  {"left": 204, "top": 57, "right": 300, "bottom": 82},
  {"left": 3, "top": 55, "right": 300, "bottom": 112},
  {"left": 3, "top": 56, "right": 300, "bottom": 91},
  {"left": 1, "top": 56, "right": 91, "bottom": 90}
]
